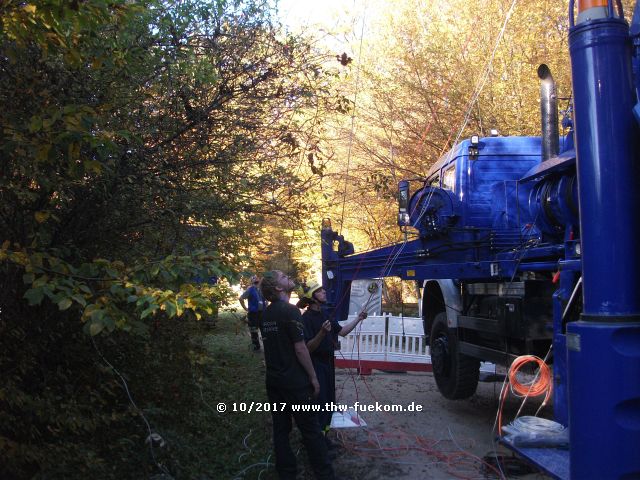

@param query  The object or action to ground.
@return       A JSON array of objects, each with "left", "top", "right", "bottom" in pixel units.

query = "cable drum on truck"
[
  {"left": 408, "top": 187, "right": 461, "bottom": 238},
  {"left": 429, "top": 312, "right": 480, "bottom": 399}
]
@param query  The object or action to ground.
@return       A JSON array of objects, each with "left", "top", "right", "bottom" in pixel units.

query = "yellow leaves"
[
  {"left": 91, "top": 57, "right": 104, "bottom": 70},
  {"left": 5, "top": 246, "right": 230, "bottom": 336},
  {"left": 9, "top": 251, "right": 29, "bottom": 266},
  {"left": 23, "top": 4, "right": 37, "bottom": 14},
  {"left": 35, "top": 211, "right": 50, "bottom": 223},
  {"left": 36, "top": 144, "right": 51, "bottom": 162},
  {"left": 0, "top": 241, "right": 9, "bottom": 261},
  {"left": 183, "top": 298, "right": 196, "bottom": 310},
  {"left": 67, "top": 142, "right": 80, "bottom": 161},
  {"left": 83, "top": 160, "right": 102, "bottom": 174},
  {"left": 97, "top": 296, "right": 109, "bottom": 305},
  {"left": 45, "top": 32, "right": 62, "bottom": 45}
]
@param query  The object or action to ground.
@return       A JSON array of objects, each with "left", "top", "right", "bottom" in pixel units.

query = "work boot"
[{"left": 250, "top": 332, "right": 260, "bottom": 351}]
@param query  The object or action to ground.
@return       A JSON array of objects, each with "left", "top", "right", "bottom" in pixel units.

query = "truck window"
[{"left": 443, "top": 166, "right": 455, "bottom": 191}]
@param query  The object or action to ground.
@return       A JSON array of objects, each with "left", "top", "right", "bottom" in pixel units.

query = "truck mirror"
[{"left": 398, "top": 180, "right": 410, "bottom": 226}]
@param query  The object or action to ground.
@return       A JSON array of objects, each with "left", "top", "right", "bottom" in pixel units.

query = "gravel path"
[{"left": 329, "top": 369, "right": 554, "bottom": 480}]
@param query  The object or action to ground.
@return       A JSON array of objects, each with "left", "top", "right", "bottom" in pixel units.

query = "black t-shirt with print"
[
  {"left": 301, "top": 309, "right": 341, "bottom": 356},
  {"left": 260, "top": 299, "right": 310, "bottom": 390}
]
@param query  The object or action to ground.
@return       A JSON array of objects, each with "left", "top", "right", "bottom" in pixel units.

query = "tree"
[
  {"left": 0, "top": 0, "right": 343, "bottom": 476},
  {"left": 0, "top": 0, "right": 342, "bottom": 331},
  {"left": 319, "top": 0, "right": 587, "bottom": 251}
]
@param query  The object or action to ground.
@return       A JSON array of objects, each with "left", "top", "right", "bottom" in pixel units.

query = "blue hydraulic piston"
[
  {"left": 568, "top": 1, "right": 640, "bottom": 479},
  {"left": 632, "top": 3, "right": 640, "bottom": 123},
  {"left": 569, "top": 1, "right": 640, "bottom": 317}
]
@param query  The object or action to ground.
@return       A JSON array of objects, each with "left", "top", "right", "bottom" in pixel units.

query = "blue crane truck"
[{"left": 320, "top": 1, "right": 640, "bottom": 478}]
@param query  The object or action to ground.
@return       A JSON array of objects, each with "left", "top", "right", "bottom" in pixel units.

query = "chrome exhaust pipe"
[{"left": 538, "top": 64, "right": 559, "bottom": 161}]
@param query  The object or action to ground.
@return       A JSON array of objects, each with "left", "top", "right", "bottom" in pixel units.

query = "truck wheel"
[{"left": 429, "top": 312, "right": 479, "bottom": 399}]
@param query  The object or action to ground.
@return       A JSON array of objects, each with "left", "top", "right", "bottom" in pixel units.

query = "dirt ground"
[{"left": 327, "top": 368, "right": 554, "bottom": 480}]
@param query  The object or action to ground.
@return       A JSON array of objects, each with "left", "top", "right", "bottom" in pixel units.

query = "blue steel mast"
[{"left": 567, "top": 0, "right": 640, "bottom": 478}]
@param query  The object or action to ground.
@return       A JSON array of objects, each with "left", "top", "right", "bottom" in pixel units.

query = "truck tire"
[{"left": 429, "top": 312, "right": 480, "bottom": 399}]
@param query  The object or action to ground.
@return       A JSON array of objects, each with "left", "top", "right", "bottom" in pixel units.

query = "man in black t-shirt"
[
  {"left": 259, "top": 270, "right": 335, "bottom": 480},
  {"left": 298, "top": 282, "right": 366, "bottom": 442}
]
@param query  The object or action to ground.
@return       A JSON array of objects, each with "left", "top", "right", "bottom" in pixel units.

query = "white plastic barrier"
[
  {"left": 337, "top": 313, "right": 496, "bottom": 373},
  {"left": 338, "top": 314, "right": 386, "bottom": 360},
  {"left": 386, "top": 315, "right": 429, "bottom": 363},
  {"left": 338, "top": 314, "right": 429, "bottom": 364}
]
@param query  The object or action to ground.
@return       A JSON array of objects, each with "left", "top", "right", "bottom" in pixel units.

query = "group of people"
[{"left": 239, "top": 271, "right": 367, "bottom": 480}]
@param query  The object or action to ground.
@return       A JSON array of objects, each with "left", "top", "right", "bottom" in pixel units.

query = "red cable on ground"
[
  {"left": 332, "top": 370, "right": 505, "bottom": 479},
  {"left": 497, "top": 355, "right": 553, "bottom": 433}
]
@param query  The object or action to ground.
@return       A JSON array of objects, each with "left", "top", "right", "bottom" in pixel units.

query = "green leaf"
[
  {"left": 89, "top": 320, "right": 104, "bottom": 336},
  {"left": 164, "top": 301, "right": 177, "bottom": 318},
  {"left": 24, "top": 288, "right": 44, "bottom": 306},
  {"left": 71, "top": 294, "right": 87, "bottom": 307},
  {"left": 32, "top": 275, "right": 49, "bottom": 288},
  {"left": 103, "top": 315, "right": 116, "bottom": 332},
  {"left": 22, "top": 273, "right": 35, "bottom": 284},
  {"left": 58, "top": 298, "right": 73, "bottom": 310},
  {"left": 90, "top": 308, "right": 105, "bottom": 322},
  {"left": 136, "top": 295, "right": 152, "bottom": 307},
  {"left": 140, "top": 304, "right": 158, "bottom": 319},
  {"left": 29, "top": 116, "right": 43, "bottom": 132}
]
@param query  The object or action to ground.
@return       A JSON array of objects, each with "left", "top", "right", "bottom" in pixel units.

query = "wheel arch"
[{"left": 421, "top": 279, "right": 462, "bottom": 338}]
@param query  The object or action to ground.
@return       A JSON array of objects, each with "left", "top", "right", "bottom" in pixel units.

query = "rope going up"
[{"left": 339, "top": 1, "right": 368, "bottom": 236}]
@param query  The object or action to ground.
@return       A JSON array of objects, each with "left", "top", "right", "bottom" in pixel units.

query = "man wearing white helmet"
[{"left": 298, "top": 281, "right": 366, "bottom": 451}]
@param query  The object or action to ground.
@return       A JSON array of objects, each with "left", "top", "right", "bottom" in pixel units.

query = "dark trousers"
[
  {"left": 248, "top": 311, "right": 261, "bottom": 348},
  {"left": 313, "top": 357, "right": 336, "bottom": 431},
  {"left": 266, "top": 385, "right": 334, "bottom": 480}
]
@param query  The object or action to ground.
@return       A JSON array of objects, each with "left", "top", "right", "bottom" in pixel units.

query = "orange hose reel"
[{"left": 498, "top": 355, "right": 553, "bottom": 432}]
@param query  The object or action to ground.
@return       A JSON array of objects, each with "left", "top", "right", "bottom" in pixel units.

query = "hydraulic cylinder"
[{"left": 568, "top": 2, "right": 640, "bottom": 478}]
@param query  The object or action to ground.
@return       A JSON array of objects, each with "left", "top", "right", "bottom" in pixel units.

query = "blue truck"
[{"left": 321, "top": 2, "right": 640, "bottom": 478}]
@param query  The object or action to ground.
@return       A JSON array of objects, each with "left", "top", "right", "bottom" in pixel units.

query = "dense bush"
[{"left": 0, "top": 0, "right": 336, "bottom": 476}]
